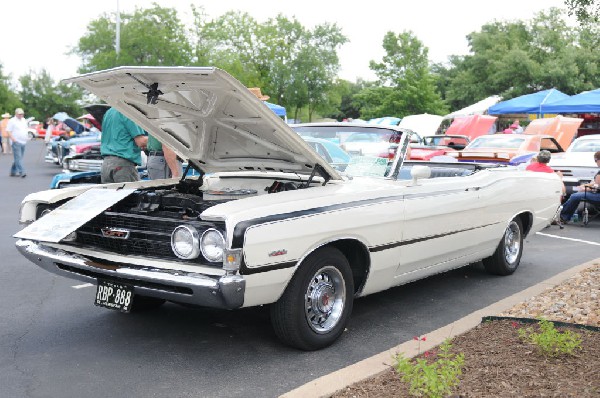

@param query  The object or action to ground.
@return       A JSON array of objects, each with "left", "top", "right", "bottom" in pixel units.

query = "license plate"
[{"left": 95, "top": 280, "right": 134, "bottom": 312}]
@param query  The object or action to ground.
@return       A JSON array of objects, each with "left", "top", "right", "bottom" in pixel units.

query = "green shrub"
[
  {"left": 394, "top": 339, "right": 464, "bottom": 398},
  {"left": 518, "top": 318, "right": 582, "bottom": 357}
]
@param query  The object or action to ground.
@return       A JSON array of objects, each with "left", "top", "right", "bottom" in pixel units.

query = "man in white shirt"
[{"left": 7, "top": 108, "right": 29, "bottom": 177}]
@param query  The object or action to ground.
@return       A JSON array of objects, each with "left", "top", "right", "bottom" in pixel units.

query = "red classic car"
[
  {"left": 28, "top": 121, "right": 68, "bottom": 140},
  {"left": 408, "top": 135, "right": 471, "bottom": 161},
  {"left": 444, "top": 114, "right": 497, "bottom": 140}
]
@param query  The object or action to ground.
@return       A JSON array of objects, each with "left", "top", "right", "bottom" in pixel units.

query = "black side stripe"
[
  {"left": 232, "top": 194, "right": 406, "bottom": 248},
  {"left": 369, "top": 222, "right": 501, "bottom": 252},
  {"left": 231, "top": 188, "right": 478, "bottom": 248}
]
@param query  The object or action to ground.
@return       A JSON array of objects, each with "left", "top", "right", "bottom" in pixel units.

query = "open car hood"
[
  {"left": 523, "top": 116, "right": 582, "bottom": 150},
  {"left": 64, "top": 66, "right": 341, "bottom": 180}
]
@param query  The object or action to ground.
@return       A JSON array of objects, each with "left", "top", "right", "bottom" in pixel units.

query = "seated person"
[
  {"left": 526, "top": 150, "right": 554, "bottom": 173},
  {"left": 526, "top": 150, "right": 566, "bottom": 195},
  {"left": 560, "top": 151, "right": 600, "bottom": 223}
]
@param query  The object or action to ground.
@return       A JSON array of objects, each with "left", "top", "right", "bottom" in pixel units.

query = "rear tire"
[
  {"left": 483, "top": 217, "right": 523, "bottom": 276},
  {"left": 270, "top": 247, "right": 354, "bottom": 350}
]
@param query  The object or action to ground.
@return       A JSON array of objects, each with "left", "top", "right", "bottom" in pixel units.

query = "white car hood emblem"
[{"left": 63, "top": 66, "right": 341, "bottom": 180}]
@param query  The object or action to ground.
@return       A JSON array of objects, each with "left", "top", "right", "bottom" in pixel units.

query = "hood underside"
[{"left": 63, "top": 66, "right": 340, "bottom": 180}]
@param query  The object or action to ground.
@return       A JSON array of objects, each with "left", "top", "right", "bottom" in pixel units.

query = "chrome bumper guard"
[{"left": 16, "top": 240, "right": 245, "bottom": 309}]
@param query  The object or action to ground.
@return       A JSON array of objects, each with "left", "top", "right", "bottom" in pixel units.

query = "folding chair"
[
  {"left": 549, "top": 204, "right": 564, "bottom": 229},
  {"left": 582, "top": 186, "right": 600, "bottom": 226}
]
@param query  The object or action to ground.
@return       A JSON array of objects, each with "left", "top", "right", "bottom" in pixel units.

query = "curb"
[{"left": 280, "top": 257, "right": 600, "bottom": 398}]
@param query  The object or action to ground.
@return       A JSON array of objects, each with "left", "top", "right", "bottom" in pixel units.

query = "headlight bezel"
[
  {"left": 170, "top": 225, "right": 201, "bottom": 260},
  {"left": 200, "top": 228, "right": 225, "bottom": 263}
]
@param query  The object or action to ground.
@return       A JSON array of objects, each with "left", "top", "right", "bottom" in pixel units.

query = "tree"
[
  {"left": 443, "top": 7, "right": 600, "bottom": 109},
  {"left": 191, "top": 9, "right": 263, "bottom": 84},
  {"left": 0, "top": 63, "right": 22, "bottom": 115},
  {"left": 565, "top": 0, "right": 600, "bottom": 22},
  {"left": 72, "top": 4, "right": 193, "bottom": 73},
  {"left": 320, "top": 79, "right": 363, "bottom": 121},
  {"left": 366, "top": 31, "right": 448, "bottom": 117},
  {"left": 190, "top": 11, "right": 347, "bottom": 121},
  {"left": 18, "top": 69, "right": 84, "bottom": 121}
]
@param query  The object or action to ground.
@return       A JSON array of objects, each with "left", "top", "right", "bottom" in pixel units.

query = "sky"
[{"left": 3, "top": 0, "right": 568, "bottom": 85}]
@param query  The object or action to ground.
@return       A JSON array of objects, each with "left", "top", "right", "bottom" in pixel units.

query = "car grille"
[{"left": 73, "top": 211, "right": 223, "bottom": 262}]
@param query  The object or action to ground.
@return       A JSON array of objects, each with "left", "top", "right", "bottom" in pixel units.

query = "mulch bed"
[{"left": 333, "top": 319, "right": 600, "bottom": 397}]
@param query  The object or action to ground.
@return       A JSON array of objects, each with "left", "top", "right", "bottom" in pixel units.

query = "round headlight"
[
  {"left": 200, "top": 229, "right": 225, "bottom": 263},
  {"left": 171, "top": 225, "right": 200, "bottom": 259}
]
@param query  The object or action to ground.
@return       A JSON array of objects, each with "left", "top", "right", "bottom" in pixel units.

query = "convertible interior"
[{"left": 397, "top": 161, "right": 499, "bottom": 180}]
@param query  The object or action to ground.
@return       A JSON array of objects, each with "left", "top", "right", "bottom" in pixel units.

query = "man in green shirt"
[
  {"left": 100, "top": 108, "right": 147, "bottom": 183},
  {"left": 147, "top": 134, "right": 182, "bottom": 180}
]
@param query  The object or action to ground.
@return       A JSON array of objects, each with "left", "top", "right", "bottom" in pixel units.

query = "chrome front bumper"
[
  {"left": 64, "top": 157, "right": 102, "bottom": 172},
  {"left": 16, "top": 240, "right": 245, "bottom": 309}
]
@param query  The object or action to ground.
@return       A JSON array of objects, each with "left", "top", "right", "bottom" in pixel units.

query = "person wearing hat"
[
  {"left": 248, "top": 87, "right": 270, "bottom": 101},
  {"left": 1, "top": 112, "right": 11, "bottom": 154},
  {"left": 6, "top": 108, "right": 29, "bottom": 177}
]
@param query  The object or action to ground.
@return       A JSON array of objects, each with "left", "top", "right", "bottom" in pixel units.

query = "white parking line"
[
  {"left": 536, "top": 232, "right": 600, "bottom": 246},
  {"left": 72, "top": 283, "right": 94, "bottom": 289}
]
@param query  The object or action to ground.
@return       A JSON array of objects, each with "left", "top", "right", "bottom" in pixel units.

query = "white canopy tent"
[
  {"left": 398, "top": 113, "right": 444, "bottom": 135},
  {"left": 444, "top": 95, "right": 502, "bottom": 119}
]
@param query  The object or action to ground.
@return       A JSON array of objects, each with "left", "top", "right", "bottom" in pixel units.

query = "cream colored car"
[{"left": 15, "top": 67, "right": 563, "bottom": 350}]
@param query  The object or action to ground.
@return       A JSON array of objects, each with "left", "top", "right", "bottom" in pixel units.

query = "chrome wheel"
[
  {"left": 503, "top": 220, "right": 521, "bottom": 265},
  {"left": 304, "top": 265, "right": 346, "bottom": 334}
]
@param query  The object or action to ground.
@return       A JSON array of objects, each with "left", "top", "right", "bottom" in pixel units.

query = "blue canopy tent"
[
  {"left": 265, "top": 101, "right": 286, "bottom": 120},
  {"left": 488, "top": 89, "right": 569, "bottom": 115},
  {"left": 541, "top": 88, "right": 600, "bottom": 114}
]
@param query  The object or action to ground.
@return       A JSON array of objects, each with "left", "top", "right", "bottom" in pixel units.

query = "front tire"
[
  {"left": 270, "top": 247, "right": 354, "bottom": 350},
  {"left": 483, "top": 217, "right": 523, "bottom": 276}
]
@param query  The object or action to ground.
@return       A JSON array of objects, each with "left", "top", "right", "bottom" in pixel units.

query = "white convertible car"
[{"left": 14, "top": 67, "right": 563, "bottom": 350}]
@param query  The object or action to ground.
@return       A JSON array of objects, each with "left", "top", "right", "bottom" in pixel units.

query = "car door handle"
[{"left": 466, "top": 187, "right": 480, "bottom": 191}]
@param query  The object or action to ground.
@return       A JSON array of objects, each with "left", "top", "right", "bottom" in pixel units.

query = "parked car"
[
  {"left": 62, "top": 142, "right": 101, "bottom": 171},
  {"left": 50, "top": 164, "right": 201, "bottom": 189},
  {"left": 408, "top": 135, "right": 471, "bottom": 161},
  {"left": 549, "top": 134, "right": 600, "bottom": 195},
  {"left": 292, "top": 122, "right": 419, "bottom": 159},
  {"left": 15, "top": 66, "right": 562, "bottom": 350},
  {"left": 302, "top": 137, "right": 350, "bottom": 171},
  {"left": 45, "top": 132, "right": 101, "bottom": 165},
  {"left": 443, "top": 114, "right": 498, "bottom": 140},
  {"left": 449, "top": 134, "right": 566, "bottom": 164}
]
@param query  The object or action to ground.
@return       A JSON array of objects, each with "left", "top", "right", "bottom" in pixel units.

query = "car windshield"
[
  {"left": 292, "top": 125, "right": 411, "bottom": 178},
  {"left": 569, "top": 138, "right": 600, "bottom": 153},
  {"left": 345, "top": 132, "right": 392, "bottom": 143},
  {"left": 467, "top": 136, "right": 526, "bottom": 149}
]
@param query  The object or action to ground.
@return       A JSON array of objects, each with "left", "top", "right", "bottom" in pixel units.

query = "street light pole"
[{"left": 116, "top": 0, "right": 121, "bottom": 57}]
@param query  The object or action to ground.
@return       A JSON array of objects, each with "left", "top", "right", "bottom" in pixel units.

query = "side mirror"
[{"left": 410, "top": 165, "right": 431, "bottom": 185}]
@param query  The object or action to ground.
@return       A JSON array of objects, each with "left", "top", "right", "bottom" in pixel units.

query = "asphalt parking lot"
[{"left": 1, "top": 140, "right": 598, "bottom": 398}]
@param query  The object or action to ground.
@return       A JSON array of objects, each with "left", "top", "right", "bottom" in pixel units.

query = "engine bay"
[{"left": 110, "top": 177, "right": 307, "bottom": 220}]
